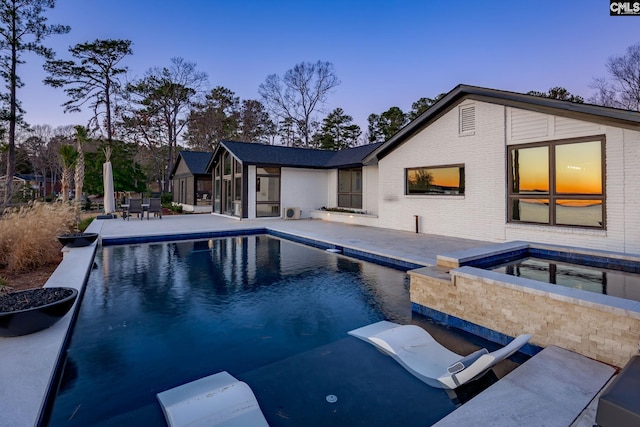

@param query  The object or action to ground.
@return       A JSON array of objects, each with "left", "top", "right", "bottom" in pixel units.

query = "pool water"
[
  {"left": 45, "top": 235, "right": 479, "bottom": 426},
  {"left": 490, "top": 257, "right": 640, "bottom": 302}
]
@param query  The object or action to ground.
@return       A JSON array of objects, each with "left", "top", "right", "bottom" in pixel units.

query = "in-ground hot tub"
[
  {"left": 471, "top": 245, "right": 640, "bottom": 302},
  {"left": 409, "top": 241, "right": 640, "bottom": 368}
]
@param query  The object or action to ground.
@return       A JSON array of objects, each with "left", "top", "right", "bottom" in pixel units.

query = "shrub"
[
  {"left": 160, "top": 192, "right": 173, "bottom": 205},
  {"left": 320, "top": 206, "right": 364, "bottom": 214},
  {"left": 170, "top": 204, "right": 183, "bottom": 213},
  {"left": 0, "top": 202, "right": 76, "bottom": 273},
  {"left": 0, "top": 276, "right": 8, "bottom": 294},
  {"left": 78, "top": 216, "right": 95, "bottom": 232}
]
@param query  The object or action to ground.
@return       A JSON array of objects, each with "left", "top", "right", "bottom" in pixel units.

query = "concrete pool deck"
[{"left": 0, "top": 214, "right": 621, "bottom": 426}]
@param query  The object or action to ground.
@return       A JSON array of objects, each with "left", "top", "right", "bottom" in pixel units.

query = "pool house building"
[{"left": 207, "top": 140, "right": 382, "bottom": 219}]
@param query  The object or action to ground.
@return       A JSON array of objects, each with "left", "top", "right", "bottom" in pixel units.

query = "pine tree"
[
  {"left": 0, "top": 0, "right": 69, "bottom": 205},
  {"left": 313, "top": 108, "right": 361, "bottom": 150}
]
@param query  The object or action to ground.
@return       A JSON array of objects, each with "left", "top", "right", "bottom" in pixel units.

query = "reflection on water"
[
  {"left": 46, "top": 235, "right": 411, "bottom": 426},
  {"left": 513, "top": 200, "right": 602, "bottom": 227},
  {"left": 491, "top": 257, "right": 640, "bottom": 302}
]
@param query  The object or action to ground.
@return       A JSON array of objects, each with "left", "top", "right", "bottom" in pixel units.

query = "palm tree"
[
  {"left": 58, "top": 144, "right": 77, "bottom": 202},
  {"left": 73, "top": 126, "right": 88, "bottom": 204}
]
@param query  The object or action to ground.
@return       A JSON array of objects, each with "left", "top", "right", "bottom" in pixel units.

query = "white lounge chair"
[
  {"left": 349, "top": 321, "right": 531, "bottom": 390},
  {"left": 157, "top": 371, "right": 269, "bottom": 427}
]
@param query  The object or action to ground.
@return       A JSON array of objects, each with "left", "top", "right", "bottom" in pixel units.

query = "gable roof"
[
  {"left": 171, "top": 150, "right": 213, "bottom": 177},
  {"left": 209, "top": 140, "right": 383, "bottom": 171},
  {"left": 364, "top": 84, "right": 640, "bottom": 162}
]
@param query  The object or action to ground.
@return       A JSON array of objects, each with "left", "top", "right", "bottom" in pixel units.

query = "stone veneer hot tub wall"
[{"left": 409, "top": 241, "right": 640, "bottom": 368}]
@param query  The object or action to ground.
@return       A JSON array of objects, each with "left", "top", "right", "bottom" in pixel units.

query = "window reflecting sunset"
[
  {"left": 555, "top": 141, "right": 602, "bottom": 194},
  {"left": 511, "top": 146, "right": 548, "bottom": 193},
  {"left": 508, "top": 137, "right": 604, "bottom": 228}
]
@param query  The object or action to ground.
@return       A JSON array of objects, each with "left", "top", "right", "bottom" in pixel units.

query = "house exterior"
[
  {"left": 207, "top": 141, "right": 382, "bottom": 219},
  {"left": 201, "top": 84, "right": 639, "bottom": 254},
  {"left": 170, "top": 151, "right": 213, "bottom": 212},
  {"left": 354, "top": 84, "right": 640, "bottom": 254},
  {"left": 0, "top": 174, "right": 57, "bottom": 200}
]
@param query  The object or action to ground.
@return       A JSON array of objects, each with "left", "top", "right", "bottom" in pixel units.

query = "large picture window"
[
  {"left": 406, "top": 165, "right": 465, "bottom": 195},
  {"left": 338, "top": 168, "right": 362, "bottom": 209},
  {"left": 256, "top": 167, "right": 280, "bottom": 217},
  {"left": 508, "top": 136, "right": 605, "bottom": 228}
]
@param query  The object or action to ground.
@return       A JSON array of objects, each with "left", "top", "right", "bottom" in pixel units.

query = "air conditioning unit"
[{"left": 284, "top": 207, "right": 301, "bottom": 220}]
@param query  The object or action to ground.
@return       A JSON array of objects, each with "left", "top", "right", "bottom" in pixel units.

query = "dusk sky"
[{"left": 17, "top": 0, "right": 640, "bottom": 136}]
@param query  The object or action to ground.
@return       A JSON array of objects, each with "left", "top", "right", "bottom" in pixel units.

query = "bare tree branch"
[{"left": 259, "top": 61, "right": 340, "bottom": 147}]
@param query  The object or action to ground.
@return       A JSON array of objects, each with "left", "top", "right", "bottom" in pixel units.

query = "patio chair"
[
  {"left": 148, "top": 197, "right": 162, "bottom": 219},
  {"left": 126, "top": 198, "right": 143, "bottom": 220},
  {"left": 157, "top": 371, "right": 269, "bottom": 427},
  {"left": 349, "top": 320, "right": 531, "bottom": 390}
]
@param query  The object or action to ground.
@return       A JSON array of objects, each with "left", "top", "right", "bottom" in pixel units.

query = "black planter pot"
[
  {"left": 0, "top": 287, "right": 78, "bottom": 337},
  {"left": 57, "top": 232, "right": 98, "bottom": 248}
]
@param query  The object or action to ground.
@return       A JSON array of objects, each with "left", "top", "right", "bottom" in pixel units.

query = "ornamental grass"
[{"left": 0, "top": 202, "right": 76, "bottom": 273}]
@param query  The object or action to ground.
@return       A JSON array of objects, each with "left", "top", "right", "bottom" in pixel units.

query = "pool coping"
[
  {"left": 436, "top": 241, "right": 640, "bottom": 318},
  {"left": 439, "top": 240, "right": 640, "bottom": 269},
  {"left": 0, "top": 222, "right": 99, "bottom": 427},
  {"left": 102, "top": 227, "right": 427, "bottom": 271}
]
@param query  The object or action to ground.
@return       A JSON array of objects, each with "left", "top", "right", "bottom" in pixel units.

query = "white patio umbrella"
[{"left": 103, "top": 147, "right": 116, "bottom": 214}]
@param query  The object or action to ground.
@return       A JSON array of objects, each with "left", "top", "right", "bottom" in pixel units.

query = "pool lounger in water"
[
  {"left": 349, "top": 321, "right": 531, "bottom": 390},
  {"left": 156, "top": 371, "right": 269, "bottom": 427}
]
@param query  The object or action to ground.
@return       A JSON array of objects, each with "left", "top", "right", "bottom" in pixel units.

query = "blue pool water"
[{"left": 45, "top": 235, "right": 490, "bottom": 426}]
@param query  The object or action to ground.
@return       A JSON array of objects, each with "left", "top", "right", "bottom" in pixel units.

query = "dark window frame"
[
  {"left": 256, "top": 166, "right": 281, "bottom": 217},
  {"left": 337, "top": 167, "right": 363, "bottom": 209},
  {"left": 405, "top": 164, "right": 465, "bottom": 195},
  {"left": 507, "top": 135, "right": 606, "bottom": 229}
]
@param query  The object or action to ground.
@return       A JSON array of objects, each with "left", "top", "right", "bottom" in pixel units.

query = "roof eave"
[
  {"left": 363, "top": 84, "right": 469, "bottom": 162},
  {"left": 363, "top": 84, "right": 640, "bottom": 163},
  {"left": 206, "top": 142, "right": 227, "bottom": 172},
  {"left": 169, "top": 152, "right": 186, "bottom": 178}
]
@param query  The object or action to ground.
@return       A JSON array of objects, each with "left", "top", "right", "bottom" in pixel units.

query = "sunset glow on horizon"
[
  {"left": 512, "top": 141, "right": 602, "bottom": 194},
  {"left": 408, "top": 167, "right": 460, "bottom": 188}
]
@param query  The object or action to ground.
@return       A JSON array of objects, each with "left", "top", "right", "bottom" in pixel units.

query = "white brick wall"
[
  {"left": 377, "top": 101, "right": 507, "bottom": 241},
  {"left": 248, "top": 165, "right": 378, "bottom": 220},
  {"left": 307, "top": 165, "right": 377, "bottom": 213},
  {"left": 374, "top": 100, "right": 640, "bottom": 253},
  {"left": 624, "top": 128, "right": 640, "bottom": 253},
  {"left": 326, "top": 169, "right": 337, "bottom": 208},
  {"left": 281, "top": 168, "right": 329, "bottom": 218},
  {"left": 363, "top": 165, "right": 378, "bottom": 215}
]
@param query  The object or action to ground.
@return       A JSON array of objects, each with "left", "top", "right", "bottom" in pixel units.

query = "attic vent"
[{"left": 459, "top": 105, "right": 475, "bottom": 134}]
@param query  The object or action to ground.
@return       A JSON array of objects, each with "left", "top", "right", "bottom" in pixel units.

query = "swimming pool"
[{"left": 44, "top": 234, "right": 491, "bottom": 426}]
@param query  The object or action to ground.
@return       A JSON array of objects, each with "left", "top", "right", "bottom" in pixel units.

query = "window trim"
[
  {"left": 256, "top": 166, "right": 281, "bottom": 217},
  {"left": 337, "top": 167, "right": 363, "bottom": 209},
  {"left": 507, "top": 135, "right": 606, "bottom": 229},
  {"left": 405, "top": 164, "right": 465, "bottom": 196}
]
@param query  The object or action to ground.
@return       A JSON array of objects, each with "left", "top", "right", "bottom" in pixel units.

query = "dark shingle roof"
[
  {"left": 173, "top": 151, "right": 213, "bottom": 176},
  {"left": 213, "top": 140, "right": 383, "bottom": 169},
  {"left": 365, "top": 84, "right": 640, "bottom": 162},
  {"left": 325, "top": 143, "right": 383, "bottom": 167}
]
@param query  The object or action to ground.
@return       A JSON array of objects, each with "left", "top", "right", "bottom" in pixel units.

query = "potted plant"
[
  {"left": 56, "top": 202, "right": 99, "bottom": 248},
  {"left": 0, "top": 287, "right": 78, "bottom": 337}
]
